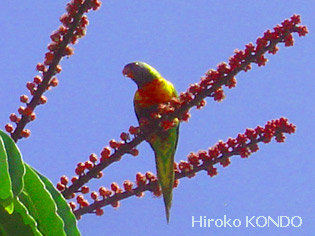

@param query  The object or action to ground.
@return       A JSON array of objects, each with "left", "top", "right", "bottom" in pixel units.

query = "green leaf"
[
  {"left": 0, "top": 197, "right": 43, "bottom": 236},
  {"left": 33, "top": 168, "right": 81, "bottom": 236},
  {"left": 0, "top": 130, "right": 25, "bottom": 197},
  {"left": 19, "top": 164, "right": 66, "bottom": 236},
  {"left": 0, "top": 136, "right": 14, "bottom": 214}
]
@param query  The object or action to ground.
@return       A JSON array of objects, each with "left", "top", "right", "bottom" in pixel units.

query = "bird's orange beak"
[{"left": 122, "top": 67, "right": 134, "bottom": 79}]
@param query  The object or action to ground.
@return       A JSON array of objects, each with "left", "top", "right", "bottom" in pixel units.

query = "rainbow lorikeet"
[{"left": 123, "top": 62, "right": 179, "bottom": 223}]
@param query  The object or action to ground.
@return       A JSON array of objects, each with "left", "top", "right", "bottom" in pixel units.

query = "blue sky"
[{"left": 1, "top": 1, "right": 314, "bottom": 235}]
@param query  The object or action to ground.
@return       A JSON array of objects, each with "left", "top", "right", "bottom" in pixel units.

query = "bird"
[{"left": 122, "top": 61, "right": 179, "bottom": 223}]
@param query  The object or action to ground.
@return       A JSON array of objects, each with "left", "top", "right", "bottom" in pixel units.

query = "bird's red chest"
[{"left": 135, "top": 79, "right": 175, "bottom": 108}]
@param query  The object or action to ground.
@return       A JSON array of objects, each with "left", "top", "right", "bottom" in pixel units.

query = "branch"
[
  {"left": 72, "top": 117, "right": 296, "bottom": 218},
  {"left": 59, "top": 14, "right": 308, "bottom": 199},
  {"left": 5, "top": 0, "right": 102, "bottom": 142}
]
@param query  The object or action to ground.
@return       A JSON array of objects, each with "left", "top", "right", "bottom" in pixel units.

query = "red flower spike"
[
  {"left": 123, "top": 180, "right": 133, "bottom": 192},
  {"left": 89, "top": 153, "right": 98, "bottom": 162},
  {"left": 21, "top": 129, "right": 31, "bottom": 138},
  {"left": 71, "top": 176, "right": 78, "bottom": 183},
  {"left": 130, "top": 148, "right": 139, "bottom": 157},
  {"left": 9, "top": 113, "right": 18, "bottom": 123},
  {"left": 69, "top": 202, "right": 76, "bottom": 211},
  {"left": 50, "top": 77, "right": 59, "bottom": 87},
  {"left": 91, "top": 191, "right": 98, "bottom": 201},
  {"left": 56, "top": 183, "right": 65, "bottom": 191},
  {"left": 60, "top": 175, "right": 69, "bottom": 185},
  {"left": 81, "top": 186, "right": 89, "bottom": 194},
  {"left": 95, "top": 208, "right": 104, "bottom": 216}
]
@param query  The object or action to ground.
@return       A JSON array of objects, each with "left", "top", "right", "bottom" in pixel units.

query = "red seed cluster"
[
  {"left": 6, "top": 0, "right": 102, "bottom": 140},
  {"left": 154, "top": 14, "right": 308, "bottom": 124},
  {"left": 71, "top": 116, "right": 296, "bottom": 215},
  {"left": 174, "top": 117, "right": 296, "bottom": 178}
]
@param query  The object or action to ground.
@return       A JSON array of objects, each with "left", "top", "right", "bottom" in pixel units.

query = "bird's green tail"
[
  {"left": 151, "top": 125, "right": 178, "bottom": 223},
  {"left": 155, "top": 151, "right": 174, "bottom": 224}
]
